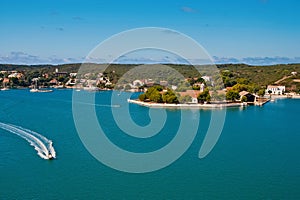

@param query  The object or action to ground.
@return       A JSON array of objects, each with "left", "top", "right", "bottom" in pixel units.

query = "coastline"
[
  {"left": 268, "top": 94, "right": 300, "bottom": 99},
  {"left": 2, "top": 87, "right": 300, "bottom": 100},
  {"left": 127, "top": 99, "right": 247, "bottom": 109}
]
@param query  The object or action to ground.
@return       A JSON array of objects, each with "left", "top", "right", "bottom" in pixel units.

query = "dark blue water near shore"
[{"left": 0, "top": 89, "right": 299, "bottom": 199}]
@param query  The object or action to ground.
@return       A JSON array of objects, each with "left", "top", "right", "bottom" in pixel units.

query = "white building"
[
  {"left": 8, "top": 72, "right": 23, "bottom": 79},
  {"left": 159, "top": 80, "right": 168, "bottom": 87},
  {"left": 201, "top": 76, "right": 211, "bottom": 82},
  {"left": 266, "top": 85, "right": 285, "bottom": 95},
  {"left": 171, "top": 85, "right": 178, "bottom": 90},
  {"left": 132, "top": 80, "right": 144, "bottom": 87},
  {"left": 200, "top": 83, "right": 205, "bottom": 92}
]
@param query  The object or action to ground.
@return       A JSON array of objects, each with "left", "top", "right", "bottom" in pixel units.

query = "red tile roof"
[{"left": 179, "top": 90, "right": 201, "bottom": 98}]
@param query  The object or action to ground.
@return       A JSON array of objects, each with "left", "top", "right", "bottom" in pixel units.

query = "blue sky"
[{"left": 1, "top": 0, "right": 300, "bottom": 65}]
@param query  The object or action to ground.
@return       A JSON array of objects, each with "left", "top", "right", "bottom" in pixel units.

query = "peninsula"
[{"left": 1, "top": 63, "right": 299, "bottom": 106}]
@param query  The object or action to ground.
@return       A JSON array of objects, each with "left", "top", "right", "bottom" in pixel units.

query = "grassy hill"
[
  {"left": 218, "top": 63, "right": 300, "bottom": 87},
  {"left": 1, "top": 63, "right": 300, "bottom": 91}
]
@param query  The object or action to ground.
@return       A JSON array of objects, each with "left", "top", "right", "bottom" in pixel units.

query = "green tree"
[
  {"left": 192, "top": 85, "right": 200, "bottom": 90},
  {"left": 197, "top": 88, "right": 211, "bottom": 103},
  {"left": 226, "top": 90, "right": 240, "bottom": 101},
  {"left": 283, "top": 69, "right": 289, "bottom": 76},
  {"left": 139, "top": 86, "right": 162, "bottom": 102},
  {"left": 162, "top": 89, "right": 178, "bottom": 103},
  {"left": 139, "top": 93, "right": 146, "bottom": 101},
  {"left": 10, "top": 77, "right": 19, "bottom": 86},
  {"left": 153, "top": 85, "right": 163, "bottom": 91},
  {"left": 18, "top": 80, "right": 28, "bottom": 87},
  {"left": 257, "top": 89, "right": 265, "bottom": 97},
  {"left": 223, "top": 77, "right": 237, "bottom": 87},
  {"left": 241, "top": 96, "right": 248, "bottom": 102},
  {"left": 139, "top": 86, "right": 178, "bottom": 103},
  {"left": 106, "top": 84, "right": 114, "bottom": 89},
  {"left": 236, "top": 78, "right": 250, "bottom": 84},
  {"left": 149, "top": 90, "right": 162, "bottom": 103},
  {"left": 232, "top": 83, "right": 249, "bottom": 92},
  {"left": 57, "top": 76, "right": 66, "bottom": 83},
  {"left": 196, "top": 77, "right": 205, "bottom": 83},
  {"left": 268, "top": 90, "right": 272, "bottom": 95},
  {"left": 97, "top": 82, "right": 106, "bottom": 89}
]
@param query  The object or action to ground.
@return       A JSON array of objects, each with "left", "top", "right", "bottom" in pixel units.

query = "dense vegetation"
[
  {"left": 197, "top": 88, "right": 211, "bottom": 103},
  {"left": 218, "top": 63, "right": 300, "bottom": 88},
  {"left": 138, "top": 85, "right": 179, "bottom": 104},
  {"left": 1, "top": 63, "right": 300, "bottom": 92}
]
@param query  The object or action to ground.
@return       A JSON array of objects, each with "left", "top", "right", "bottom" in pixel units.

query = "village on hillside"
[{"left": 0, "top": 66, "right": 300, "bottom": 106}]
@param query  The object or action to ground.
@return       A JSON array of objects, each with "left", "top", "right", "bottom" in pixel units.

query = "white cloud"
[
  {"left": 1, "top": 51, "right": 300, "bottom": 65},
  {"left": 213, "top": 56, "right": 300, "bottom": 65},
  {"left": 212, "top": 56, "right": 240, "bottom": 64},
  {"left": 0, "top": 52, "right": 82, "bottom": 65}
]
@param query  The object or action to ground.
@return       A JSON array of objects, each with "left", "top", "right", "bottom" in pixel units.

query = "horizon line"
[{"left": 1, "top": 62, "right": 300, "bottom": 67}]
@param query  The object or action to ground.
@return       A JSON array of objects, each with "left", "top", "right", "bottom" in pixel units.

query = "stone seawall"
[{"left": 127, "top": 99, "right": 247, "bottom": 109}]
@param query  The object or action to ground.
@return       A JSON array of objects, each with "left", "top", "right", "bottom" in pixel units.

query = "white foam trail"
[
  {"left": 11, "top": 125, "right": 56, "bottom": 158},
  {"left": 48, "top": 140, "right": 56, "bottom": 158},
  {"left": 0, "top": 122, "right": 56, "bottom": 159},
  {"left": 73, "top": 101, "right": 120, "bottom": 108}
]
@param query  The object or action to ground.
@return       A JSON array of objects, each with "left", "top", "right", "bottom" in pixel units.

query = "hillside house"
[
  {"left": 179, "top": 90, "right": 201, "bottom": 104},
  {"left": 266, "top": 85, "right": 285, "bottom": 95}
]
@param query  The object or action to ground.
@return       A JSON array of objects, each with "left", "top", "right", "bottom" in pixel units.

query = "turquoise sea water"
[{"left": 0, "top": 89, "right": 299, "bottom": 199}]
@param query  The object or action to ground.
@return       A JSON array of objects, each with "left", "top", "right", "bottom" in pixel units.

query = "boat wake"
[{"left": 0, "top": 122, "right": 56, "bottom": 160}]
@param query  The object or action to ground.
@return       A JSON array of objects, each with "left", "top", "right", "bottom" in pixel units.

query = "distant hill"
[
  {"left": 217, "top": 63, "right": 300, "bottom": 87},
  {"left": 1, "top": 63, "right": 300, "bottom": 88}
]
